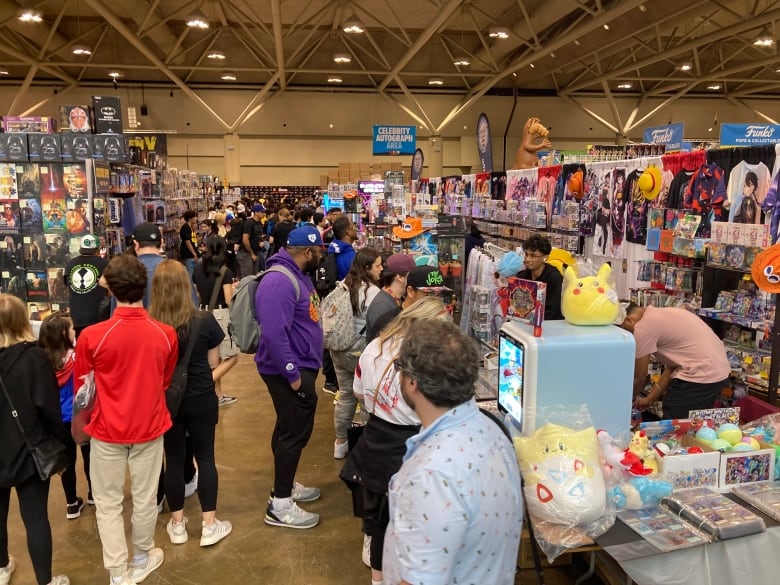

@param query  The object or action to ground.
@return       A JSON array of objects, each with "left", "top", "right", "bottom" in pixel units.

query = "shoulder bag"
[
  {"left": 0, "top": 372, "right": 68, "bottom": 481},
  {"left": 167, "top": 314, "right": 203, "bottom": 418}
]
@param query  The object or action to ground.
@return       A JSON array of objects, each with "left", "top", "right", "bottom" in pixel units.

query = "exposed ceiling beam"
[
  {"left": 726, "top": 96, "right": 779, "bottom": 124},
  {"left": 560, "top": 95, "right": 619, "bottom": 134},
  {"left": 230, "top": 72, "right": 282, "bottom": 131},
  {"left": 270, "top": 0, "right": 286, "bottom": 89}
]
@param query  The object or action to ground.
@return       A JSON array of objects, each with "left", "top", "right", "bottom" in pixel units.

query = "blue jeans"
[{"left": 184, "top": 258, "right": 196, "bottom": 280}]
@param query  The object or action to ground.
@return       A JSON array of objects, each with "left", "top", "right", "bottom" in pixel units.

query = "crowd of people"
[{"left": 0, "top": 196, "right": 527, "bottom": 585}]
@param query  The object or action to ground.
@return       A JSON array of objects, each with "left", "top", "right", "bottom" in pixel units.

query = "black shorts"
[{"left": 662, "top": 377, "right": 729, "bottom": 419}]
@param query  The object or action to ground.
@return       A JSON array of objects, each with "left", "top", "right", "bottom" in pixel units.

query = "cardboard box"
[
  {"left": 517, "top": 529, "right": 572, "bottom": 570},
  {"left": 390, "top": 162, "right": 402, "bottom": 171},
  {"left": 718, "top": 444, "right": 775, "bottom": 491},
  {"left": 60, "top": 133, "right": 93, "bottom": 161},
  {"left": 2, "top": 116, "right": 56, "bottom": 133},
  {"left": 0, "top": 133, "right": 29, "bottom": 162},
  {"left": 27, "top": 133, "right": 62, "bottom": 162},
  {"left": 91, "top": 96, "right": 123, "bottom": 134},
  {"left": 338, "top": 162, "right": 350, "bottom": 173},
  {"left": 58, "top": 105, "right": 92, "bottom": 133},
  {"left": 658, "top": 436, "right": 720, "bottom": 490},
  {"left": 92, "top": 134, "right": 126, "bottom": 162}
]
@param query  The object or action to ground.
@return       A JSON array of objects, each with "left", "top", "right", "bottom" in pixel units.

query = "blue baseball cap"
[{"left": 287, "top": 225, "right": 323, "bottom": 247}]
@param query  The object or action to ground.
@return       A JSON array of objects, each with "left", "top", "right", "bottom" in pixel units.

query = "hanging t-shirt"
[
  {"left": 726, "top": 161, "right": 771, "bottom": 224},
  {"left": 684, "top": 163, "right": 727, "bottom": 238},
  {"left": 610, "top": 166, "right": 628, "bottom": 257},
  {"left": 625, "top": 168, "right": 647, "bottom": 245},
  {"left": 667, "top": 169, "right": 695, "bottom": 210}
]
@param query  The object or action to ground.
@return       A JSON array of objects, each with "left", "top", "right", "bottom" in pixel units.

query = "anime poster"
[
  {"left": 19, "top": 198, "right": 43, "bottom": 234},
  {"left": 0, "top": 199, "right": 20, "bottom": 232},
  {"left": 43, "top": 233, "right": 72, "bottom": 266},
  {"left": 537, "top": 165, "right": 561, "bottom": 221},
  {"left": 650, "top": 168, "right": 675, "bottom": 210},
  {"left": 408, "top": 232, "right": 438, "bottom": 266},
  {"left": 16, "top": 163, "right": 40, "bottom": 198},
  {"left": 22, "top": 234, "right": 47, "bottom": 269},
  {"left": 475, "top": 172, "right": 491, "bottom": 197},
  {"left": 591, "top": 163, "right": 617, "bottom": 257},
  {"left": 579, "top": 163, "right": 604, "bottom": 237},
  {"left": 0, "top": 233, "right": 23, "bottom": 270},
  {"left": 609, "top": 167, "right": 628, "bottom": 258},
  {"left": 0, "top": 266, "right": 26, "bottom": 300},
  {"left": 505, "top": 168, "right": 537, "bottom": 205},
  {"left": 462, "top": 174, "right": 476, "bottom": 199},
  {"left": 47, "top": 266, "right": 68, "bottom": 303}
]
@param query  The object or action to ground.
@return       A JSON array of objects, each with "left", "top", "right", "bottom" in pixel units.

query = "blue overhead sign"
[
  {"left": 642, "top": 123, "right": 684, "bottom": 151},
  {"left": 372, "top": 125, "right": 416, "bottom": 156},
  {"left": 720, "top": 123, "right": 780, "bottom": 146}
]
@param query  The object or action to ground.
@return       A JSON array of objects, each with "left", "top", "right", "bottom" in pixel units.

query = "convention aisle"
[{"left": 6, "top": 354, "right": 604, "bottom": 585}]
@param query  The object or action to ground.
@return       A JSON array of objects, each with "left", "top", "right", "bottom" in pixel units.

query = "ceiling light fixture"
[
  {"left": 327, "top": 75, "right": 343, "bottom": 83},
  {"left": 333, "top": 53, "right": 351, "bottom": 64},
  {"left": 708, "top": 114, "right": 718, "bottom": 133},
  {"left": 72, "top": 45, "right": 92, "bottom": 56},
  {"left": 186, "top": 10, "right": 209, "bottom": 29},
  {"left": 220, "top": 71, "right": 237, "bottom": 81},
  {"left": 453, "top": 56, "right": 470, "bottom": 66},
  {"left": 677, "top": 62, "right": 693, "bottom": 72},
  {"left": 207, "top": 50, "right": 226, "bottom": 60},
  {"left": 603, "top": 24, "right": 610, "bottom": 30},
  {"left": 17, "top": 8, "right": 42, "bottom": 23},
  {"left": 488, "top": 27, "right": 511, "bottom": 39},
  {"left": 753, "top": 27, "right": 775, "bottom": 47},
  {"left": 574, "top": 39, "right": 581, "bottom": 46},
  {"left": 529, "top": 63, "right": 535, "bottom": 68},
  {"left": 108, "top": 70, "right": 124, "bottom": 78},
  {"left": 639, "top": 4, "right": 647, "bottom": 12},
  {"left": 0, "top": 68, "right": 8, "bottom": 76},
  {"left": 428, "top": 78, "right": 444, "bottom": 86},
  {"left": 617, "top": 82, "right": 633, "bottom": 89},
  {"left": 707, "top": 83, "right": 722, "bottom": 90},
  {"left": 342, "top": 18, "right": 364, "bottom": 34}
]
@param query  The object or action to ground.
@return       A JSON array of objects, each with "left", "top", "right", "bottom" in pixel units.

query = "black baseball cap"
[{"left": 132, "top": 222, "right": 161, "bottom": 244}]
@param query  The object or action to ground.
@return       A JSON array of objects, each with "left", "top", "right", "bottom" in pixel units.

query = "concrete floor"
[{"left": 7, "top": 354, "right": 608, "bottom": 585}]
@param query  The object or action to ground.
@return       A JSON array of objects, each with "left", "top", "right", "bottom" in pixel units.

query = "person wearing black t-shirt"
[
  {"left": 268, "top": 208, "right": 295, "bottom": 256},
  {"left": 237, "top": 204, "right": 266, "bottom": 278},
  {"left": 64, "top": 234, "right": 108, "bottom": 337},
  {"left": 516, "top": 233, "right": 564, "bottom": 321},
  {"left": 180, "top": 211, "right": 200, "bottom": 279}
]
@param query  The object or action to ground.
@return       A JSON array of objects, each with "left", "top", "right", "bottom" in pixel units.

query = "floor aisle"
[{"left": 7, "top": 354, "right": 607, "bottom": 585}]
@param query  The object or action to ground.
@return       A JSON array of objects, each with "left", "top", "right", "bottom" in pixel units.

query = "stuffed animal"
[
  {"left": 597, "top": 429, "right": 629, "bottom": 480},
  {"left": 511, "top": 117, "right": 552, "bottom": 169},
  {"left": 514, "top": 424, "right": 606, "bottom": 526},
  {"left": 547, "top": 248, "right": 577, "bottom": 276},
  {"left": 561, "top": 263, "right": 619, "bottom": 325},
  {"left": 751, "top": 243, "right": 780, "bottom": 293},
  {"left": 609, "top": 477, "right": 673, "bottom": 509},
  {"left": 626, "top": 430, "right": 658, "bottom": 475}
]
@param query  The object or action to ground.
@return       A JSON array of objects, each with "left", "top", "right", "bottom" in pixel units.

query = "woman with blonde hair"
[
  {"left": 148, "top": 260, "right": 232, "bottom": 548},
  {"left": 0, "top": 294, "right": 70, "bottom": 585},
  {"left": 340, "top": 297, "right": 450, "bottom": 583},
  {"left": 213, "top": 211, "right": 227, "bottom": 238}
]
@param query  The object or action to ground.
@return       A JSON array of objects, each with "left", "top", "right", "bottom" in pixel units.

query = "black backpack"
[
  {"left": 226, "top": 219, "right": 245, "bottom": 246},
  {"left": 315, "top": 252, "right": 338, "bottom": 296}
]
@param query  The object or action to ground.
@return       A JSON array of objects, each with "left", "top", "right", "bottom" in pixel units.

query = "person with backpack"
[
  {"left": 255, "top": 225, "right": 323, "bottom": 529},
  {"left": 328, "top": 248, "right": 382, "bottom": 459},
  {"left": 192, "top": 236, "right": 239, "bottom": 406},
  {"left": 328, "top": 215, "right": 357, "bottom": 280},
  {"left": 237, "top": 204, "right": 265, "bottom": 278}
]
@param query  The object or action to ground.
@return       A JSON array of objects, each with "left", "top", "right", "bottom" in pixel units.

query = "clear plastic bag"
[{"left": 71, "top": 371, "right": 95, "bottom": 446}]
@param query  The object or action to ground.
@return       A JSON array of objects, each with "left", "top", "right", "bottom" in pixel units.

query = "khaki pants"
[{"left": 90, "top": 436, "right": 164, "bottom": 578}]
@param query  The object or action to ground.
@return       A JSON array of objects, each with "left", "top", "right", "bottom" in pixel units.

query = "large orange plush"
[{"left": 751, "top": 243, "right": 780, "bottom": 293}]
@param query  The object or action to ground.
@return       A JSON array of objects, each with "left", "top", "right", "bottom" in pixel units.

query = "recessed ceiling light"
[
  {"left": 453, "top": 57, "right": 470, "bottom": 66},
  {"left": 488, "top": 27, "right": 511, "bottom": 40},
  {"left": 108, "top": 70, "right": 124, "bottom": 78},
  {"left": 677, "top": 62, "right": 693, "bottom": 72},
  {"left": 512, "top": 72, "right": 517, "bottom": 77},
  {"left": 72, "top": 45, "right": 92, "bottom": 56},
  {"left": 603, "top": 24, "right": 610, "bottom": 30},
  {"left": 0, "top": 68, "right": 8, "bottom": 76},
  {"left": 220, "top": 71, "right": 237, "bottom": 81},
  {"left": 329, "top": 123, "right": 334, "bottom": 129},
  {"left": 574, "top": 39, "right": 581, "bottom": 46},
  {"left": 428, "top": 78, "right": 444, "bottom": 86},
  {"left": 342, "top": 18, "right": 364, "bottom": 34},
  {"left": 186, "top": 10, "right": 209, "bottom": 29},
  {"left": 207, "top": 50, "right": 226, "bottom": 60},
  {"left": 327, "top": 75, "right": 343, "bottom": 83},
  {"left": 549, "top": 52, "right": 555, "bottom": 58},
  {"left": 617, "top": 82, "right": 633, "bottom": 89},
  {"left": 639, "top": 4, "right": 647, "bottom": 12},
  {"left": 753, "top": 28, "right": 775, "bottom": 47},
  {"left": 529, "top": 63, "right": 535, "bottom": 68},
  {"left": 17, "top": 9, "right": 42, "bottom": 23},
  {"left": 333, "top": 53, "right": 351, "bottom": 64},
  {"left": 707, "top": 83, "right": 722, "bottom": 90}
]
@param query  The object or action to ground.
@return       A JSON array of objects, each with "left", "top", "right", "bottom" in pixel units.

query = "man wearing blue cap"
[
  {"left": 254, "top": 225, "right": 324, "bottom": 529},
  {"left": 237, "top": 203, "right": 266, "bottom": 277}
]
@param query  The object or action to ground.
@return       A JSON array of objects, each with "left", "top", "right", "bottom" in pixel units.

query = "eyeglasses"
[{"left": 525, "top": 253, "right": 546, "bottom": 260}]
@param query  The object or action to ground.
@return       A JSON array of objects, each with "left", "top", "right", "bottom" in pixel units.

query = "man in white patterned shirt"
[{"left": 384, "top": 321, "right": 523, "bottom": 585}]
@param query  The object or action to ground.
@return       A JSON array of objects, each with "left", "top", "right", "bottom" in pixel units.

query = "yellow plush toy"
[
  {"left": 514, "top": 424, "right": 607, "bottom": 526},
  {"left": 547, "top": 248, "right": 577, "bottom": 276},
  {"left": 561, "top": 263, "right": 619, "bottom": 326}
]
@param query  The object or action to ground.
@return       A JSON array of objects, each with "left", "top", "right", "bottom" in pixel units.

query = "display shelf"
[
  {"left": 697, "top": 309, "right": 772, "bottom": 332},
  {"left": 706, "top": 262, "right": 753, "bottom": 275}
]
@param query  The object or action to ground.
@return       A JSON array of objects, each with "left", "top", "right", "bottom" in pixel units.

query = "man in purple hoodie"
[{"left": 255, "top": 225, "right": 324, "bottom": 529}]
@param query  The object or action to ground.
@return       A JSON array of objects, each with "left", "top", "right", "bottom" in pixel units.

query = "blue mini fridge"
[{"left": 498, "top": 320, "right": 635, "bottom": 438}]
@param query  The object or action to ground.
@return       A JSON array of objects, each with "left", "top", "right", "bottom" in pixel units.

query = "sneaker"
[
  {"left": 200, "top": 519, "right": 232, "bottom": 546},
  {"left": 334, "top": 440, "right": 349, "bottom": 459},
  {"left": 87, "top": 491, "right": 95, "bottom": 505},
  {"left": 128, "top": 548, "right": 163, "bottom": 584},
  {"left": 322, "top": 382, "right": 338, "bottom": 396},
  {"left": 109, "top": 577, "right": 135, "bottom": 585},
  {"left": 264, "top": 500, "right": 319, "bottom": 529},
  {"left": 362, "top": 534, "right": 372, "bottom": 568},
  {"left": 66, "top": 497, "right": 85, "bottom": 519},
  {"left": 291, "top": 481, "right": 320, "bottom": 502},
  {"left": 0, "top": 556, "right": 15, "bottom": 585},
  {"left": 218, "top": 394, "right": 238, "bottom": 406},
  {"left": 184, "top": 471, "right": 198, "bottom": 498},
  {"left": 166, "top": 517, "right": 188, "bottom": 544},
  {"left": 50, "top": 577, "right": 70, "bottom": 585}
]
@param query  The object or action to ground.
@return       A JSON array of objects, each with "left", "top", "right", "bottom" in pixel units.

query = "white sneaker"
[
  {"left": 128, "top": 548, "right": 163, "bottom": 583},
  {"left": 184, "top": 471, "right": 198, "bottom": 498},
  {"left": 0, "top": 556, "right": 15, "bottom": 585},
  {"left": 166, "top": 517, "right": 188, "bottom": 544},
  {"left": 264, "top": 499, "right": 319, "bottom": 529},
  {"left": 291, "top": 481, "right": 320, "bottom": 502},
  {"left": 362, "top": 534, "right": 372, "bottom": 568},
  {"left": 50, "top": 577, "right": 70, "bottom": 585},
  {"left": 200, "top": 518, "right": 233, "bottom": 546},
  {"left": 334, "top": 440, "right": 349, "bottom": 459}
]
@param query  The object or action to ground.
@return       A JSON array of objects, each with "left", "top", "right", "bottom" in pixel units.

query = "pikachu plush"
[{"left": 561, "top": 263, "right": 619, "bottom": 325}]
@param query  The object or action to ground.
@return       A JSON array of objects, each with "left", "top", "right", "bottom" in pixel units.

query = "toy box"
[
  {"left": 2, "top": 116, "right": 56, "bottom": 133},
  {"left": 657, "top": 435, "right": 720, "bottom": 490},
  {"left": 718, "top": 445, "right": 775, "bottom": 491},
  {"left": 27, "top": 133, "right": 61, "bottom": 162}
]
